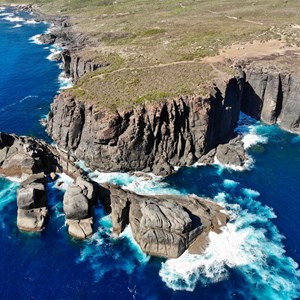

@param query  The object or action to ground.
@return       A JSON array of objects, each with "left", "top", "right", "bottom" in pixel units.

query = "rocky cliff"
[
  {"left": 241, "top": 67, "right": 300, "bottom": 133},
  {"left": 46, "top": 76, "right": 244, "bottom": 175},
  {"left": 0, "top": 131, "right": 228, "bottom": 257}
]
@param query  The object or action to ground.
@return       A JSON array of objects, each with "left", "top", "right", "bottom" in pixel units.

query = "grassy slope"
[{"left": 3, "top": 0, "right": 300, "bottom": 108}]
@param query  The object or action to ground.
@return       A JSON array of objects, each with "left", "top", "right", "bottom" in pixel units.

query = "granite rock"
[{"left": 99, "top": 183, "right": 228, "bottom": 258}]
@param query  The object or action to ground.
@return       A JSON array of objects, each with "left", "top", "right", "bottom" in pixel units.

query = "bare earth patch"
[{"left": 203, "top": 39, "right": 300, "bottom": 64}]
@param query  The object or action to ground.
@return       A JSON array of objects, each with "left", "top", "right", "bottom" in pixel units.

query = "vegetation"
[{"left": 3, "top": 0, "right": 300, "bottom": 107}]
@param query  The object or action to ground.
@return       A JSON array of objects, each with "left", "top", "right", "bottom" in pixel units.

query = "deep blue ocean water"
[{"left": 0, "top": 6, "right": 299, "bottom": 300}]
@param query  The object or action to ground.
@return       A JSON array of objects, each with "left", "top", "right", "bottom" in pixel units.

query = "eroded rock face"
[
  {"left": 196, "top": 135, "right": 247, "bottom": 168},
  {"left": 63, "top": 176, "right": 98, "bottom": 238},
  {"left": 0, "top": 132, "right": 57, "bottom": 178},
  {"left": 0, "top": 132, "right": 60, "bottom": 232},
  {"left": 17, "top": 173, "right": 48, "bottom": 232},
  {"left": 17, "top": 207, "right": 48, "bottom": 232},
  {"left": 47, "top": 76, "right": 243, "bottom": 176},
  {"left": 99, "top": 183, "right": 228, "bottom": 258},
  {"left": 242, "top": 68, "right": 300, "bottom": 133}
]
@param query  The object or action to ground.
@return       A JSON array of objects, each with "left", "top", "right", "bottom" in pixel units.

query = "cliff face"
[
  {"left": 61, "top": 50, "right": 106, "bottom": 83},
  {"left": 241, "top": 69, "right": 300, "bottom": 133},
  {"left": 46, "top": 76, "right": 243, "bottom": 175}
]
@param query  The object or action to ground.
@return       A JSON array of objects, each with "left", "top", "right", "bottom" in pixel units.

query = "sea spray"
[
  {"left": 159, "top": 186, "right": 300, "bottom": 299},
  {"left": 0, "top": 179, "right": 19, "bottom": 212}
]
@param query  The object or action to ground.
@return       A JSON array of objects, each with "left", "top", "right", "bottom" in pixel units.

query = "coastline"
[{"left": 0, "top": 3, "right": 299, "bottom": 298}]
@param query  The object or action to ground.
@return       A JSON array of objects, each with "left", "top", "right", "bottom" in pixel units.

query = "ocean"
[{"left": 0, "top": 6, "right": 299, "bottom": 300}]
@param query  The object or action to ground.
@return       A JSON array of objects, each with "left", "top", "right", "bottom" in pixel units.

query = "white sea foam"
[
  {"left": 89, "top": 170, "right": 182, "bottom": 196},
  {"left": 3, "top": 16, "right": 25, "bottom": 23},
  {"left": 0, "top": 12, "right": 14, "bottom": 17},
  {"left": 58, "top": 71, "right": 73, "bottom": 90},
  {"left": 54, "top": 173, "right": 74, "bottom": 190},
  {"left": 214, "top": 155, "right": 254, "bottom": 172},
  {"left": 159, "top": 189, "right": 300, "bottom": 299},
  {"left": 39, "top": 114, "right": 48, "bottom": 127},
  {"left": 47, "top": 48, "right": 62, "bottom": 61},
  {"left": 235, "top": 112, "right": 268, "bottom": 149},
  {"left": 0, "top": 181, "right": 19, "bottom": 211},
  {"left": 11, "top": 24, "right": 22, "bottom": 28},
  {"left": 29, "top": 34, "right": 43, "bottom": 45},
  {"left": 242, "top": 129, "right": 268, "bottom": 149},
  {"left": 25, "top": 19, "right": 38, "bottom": 24},
  {"left": 223, "top": 179, "right": 239, "bottom": 189}
]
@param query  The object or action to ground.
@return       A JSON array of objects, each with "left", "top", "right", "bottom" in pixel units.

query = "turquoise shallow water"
[{"left": 0, "top": 6, "right": 299, "bottom": 300}]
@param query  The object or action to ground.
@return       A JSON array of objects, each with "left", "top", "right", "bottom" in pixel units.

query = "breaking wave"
[
  {"left": 159, "top": 185, "right": 300, "bottom": 299},
  {"left": 77, "top": 208, "right": 149, "bottom": 282},
  {"left": 235, "top": 113, "right": 268, "bottom": 149},
  {"left": 0, "top": 179, "right": 19, "bottom": 212}
]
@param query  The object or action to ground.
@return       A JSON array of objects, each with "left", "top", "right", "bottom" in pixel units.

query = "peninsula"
[{"left": 0, "top": 0, "right": 300, "bottom": 259}]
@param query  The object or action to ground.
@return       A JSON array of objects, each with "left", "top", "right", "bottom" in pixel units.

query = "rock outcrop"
[
  {"left": 63, "top": 176, "right": 98, "bottom": 239},
  {"left": 47, "top": 75, "right": 244, "bottom": 175},
  {"left": 99, "top": 183, "right": 228, "bottom": 258},
  {"left": 17, "top": 173, "right": 48, "bottom": 232},
  {"left": 241, "top": 68, "right": 300, "bottom": 133},
  {"left": 0, "top": 132, "right": 58, "bottom": 232},
  {"left": 0, "top": 132, "right": 57, "bottom": 178},
  {"left": 198, "top": 135, "right": 247, "bottom": 168},
  {"left": 61, "top": 50, "right": 106, "bottom": 83}
]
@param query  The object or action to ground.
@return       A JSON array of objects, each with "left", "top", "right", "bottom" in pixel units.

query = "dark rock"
[
  {"left": 38, "top": 33, "right": 57, "bottom": 45},
  {"left": 241, "top": 68, "right": 300, "bottom": 133},
  {"left": 215, "top": 136, "right": 247, "bottom": 167},
  {"left": 47, "top": 75, "right": 243, "bottom": 175}
]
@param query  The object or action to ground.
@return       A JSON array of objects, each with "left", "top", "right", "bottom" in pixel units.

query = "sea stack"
[{"left": 63, "top": 176, "right": 98, "bottom": 239}]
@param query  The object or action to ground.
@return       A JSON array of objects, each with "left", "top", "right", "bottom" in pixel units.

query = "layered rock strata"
[{"left": 99, "top": 183, "right": 228, "bottom": 258}]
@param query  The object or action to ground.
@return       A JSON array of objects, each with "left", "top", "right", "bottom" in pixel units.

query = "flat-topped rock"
[
  {"left": 66, "top": 217, "right": 93, "bottom": 239},
  {"left": 17, "top": 207, "right": 48, "bottom": 232}
]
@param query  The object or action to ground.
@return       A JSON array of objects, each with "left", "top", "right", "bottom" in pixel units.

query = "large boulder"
[
  {"left": 99, "top": 183, "right": 228, "bottom": 259},
  {"left": 63, "top": 176, "right": 98, "bottom": 239},
  {"left": 16, "top": 173, "right": 48, "bottom": 232},
  {"left": 198, "top": 135, "right": 247, "bottom": 168},
  {"left": 66, "top": 217, "right": 93, "bottom": 239},
  {"left": 63, "top": 185, "right": 89, "bottom": 220},
  {"left": 215, "top": 136, "right": 247, "bottom": 167},
  {"left": 17, "top": 208, "right": 48, "bottom": 232}
]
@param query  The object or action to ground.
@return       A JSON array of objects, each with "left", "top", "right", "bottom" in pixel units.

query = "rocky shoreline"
[
  {"left": 0, "top": 4, "right": 299, "bottom": 260},
  {"left": 0, "top": 132, "right": 229, "bottom": 258}
]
